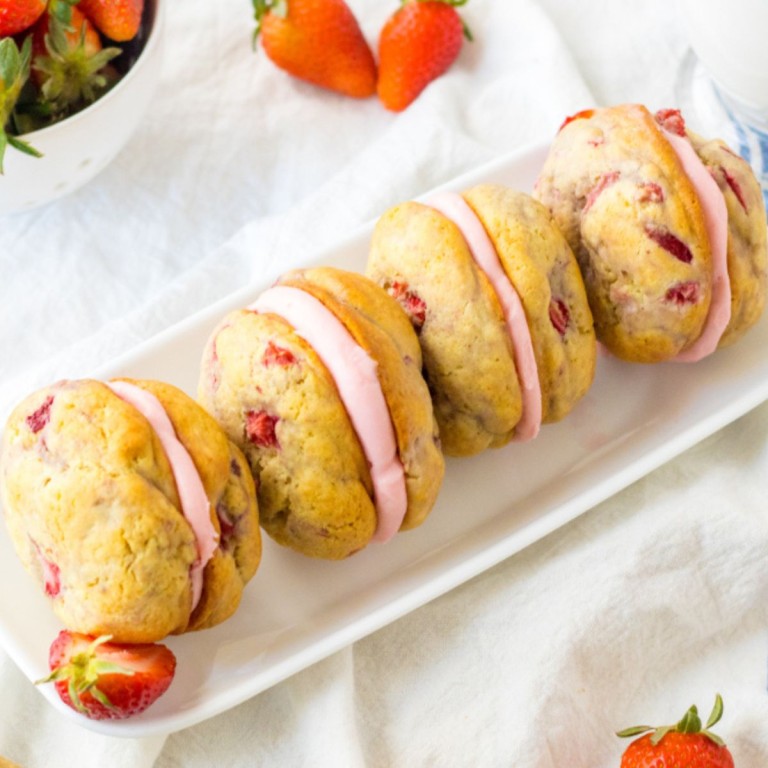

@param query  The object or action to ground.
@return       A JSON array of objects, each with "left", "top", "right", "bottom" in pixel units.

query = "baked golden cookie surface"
[
  {"left": 463, "top": 185, "right": 596, "bottom": 424},
  {"left": 687, "top": 132, "right": 768, "bottom": 347},
  {"left": 198, "top": 267, "right": 444, "bottom": 560},
  {"left": 535, "top": 103, "right": 767, "bottom": 363},
  {"left": 534, "top": 104, "right": 714, "bottom": 363},
  {"left": 368, "top": 200, "right": 523, "bottom": 456},
  {"left": 0, "top": 378, "right": 261, "bottom": 643},
  {"left": 367, "top": 185, "right": 595, "bottom": 456}
]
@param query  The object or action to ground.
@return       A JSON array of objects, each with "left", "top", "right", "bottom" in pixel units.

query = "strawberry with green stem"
[
  {"left": 38, "top": 631, "right": 177, "bottom": 721},
  {"left": 252, "top": 0, "right": 377, "bottom": 98},
  {"left": 0, "top": 36, "right": 42, "bottom": 173},
  {"left": 377, "top": 0, "right": 472, "bottom": 112},
  {"left": 31, "top": 2, "right": 121, "bottom": 117},
  {"left": 617, "top": 693, "right": 735, "bottom": 768}
]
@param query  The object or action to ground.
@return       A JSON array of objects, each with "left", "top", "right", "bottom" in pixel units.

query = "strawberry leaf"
[
  {"left": 0, "top": 37, "right": 40, "bottom": 173},
  {"left": 617, "top": 695, "right": 729, "bottom": 750},
  {"left": 47, "top": 0, "right": 80, "bottom": 27},
  {"left": 7, "top": 134, "right": 43, "bottom": 158},
  {"left": 252, "top": 0, "right": 287, "bottom": 48},
  {"left": 702, "top": 729, "right": 726, "bottom": 747},
  {"left": 650, "top": 725, "right": 675, "bottom": 746},
  {"left": 34, "top": 15, "right": 121, "bottom": 113},
  {"left": 676, "top": 704, "right": 703, "bottom": 734},
  {"left": 705, "top": 693, "right": 724, "bottom": 729}
]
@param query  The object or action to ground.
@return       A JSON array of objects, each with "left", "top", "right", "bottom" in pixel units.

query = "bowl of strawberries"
[{"left": 0, "top": 0, "right": 163, "bottom": 214}]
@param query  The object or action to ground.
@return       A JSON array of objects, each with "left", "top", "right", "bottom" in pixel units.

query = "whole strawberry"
[
  {"left": 617, "top": 694, "right": 735, "bottom": 768},
  {"left": 377, "top": 0, "right": 471, "bottom": 112},
  {"left": 0, "top": 0, "right": 46, "bottom": 38},
  {"left": 77, "top": 0, "right": 144, "bottom": 42},
  {"left": 252, "top": 0, "right": 377, "bottom": 98},
  {"left": 37, "top": 631, "right": 177, "bottom": 720}
]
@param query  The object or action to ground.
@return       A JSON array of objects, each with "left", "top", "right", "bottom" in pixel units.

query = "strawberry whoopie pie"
[
  {"left": 197, "top": 266, "right": 444, "bottom": 560},
  {"left": 366, "top": 184, "right": 597, "bottom": 457},
  {"left": 0, "top": 379, "right": 261, "bottom": 643},
  {"left": 534, "top": 104, "right": 768, "bottom": 363}
]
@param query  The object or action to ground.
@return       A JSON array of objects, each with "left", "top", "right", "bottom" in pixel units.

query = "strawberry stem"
[
  {"left": 0, "top": 36, "right": 41, "bottom": 173},
  {"left": 675, "top": 704, "right": 703, "bottom": 734},
  {"left": 36, "top": 634, "right": 135, "bottom": 715},
  {"left": 705, "top": 693, "right": 724, "bottom": 729},
  {"left": 252, "top": 0, "right": 287, "bottom": 49},
  {"left": 616, "top": 694, "right": 727, "bottom": 749},
  {"left": 34, "top": 11, "right": 121, "bottom": 114},
  {"left": 398, "top": 0, "right": 473, "bottom": 42}
]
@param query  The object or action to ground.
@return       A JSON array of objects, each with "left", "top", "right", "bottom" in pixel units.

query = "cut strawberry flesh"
[
  {"left": 720, "top": 165, "right": 748, "bottom": 212},
  {"left": 559, "top": 109, "right": 595, "bottom": 131},
  {"left": 549, "top": 298, "right": 570, "bottom": 336},
  {"left": 216, "top": 502, "right": 236, "bottom": 548},
  {"left": 388, "top": 281, "right": 427, "bottom": 330},
  {"left": 245, "top": 409, "right": 279, "bottom": 449},
  {"left": 43, "top": 559, "right": 61, "bottom": 597},
  {"left": 655, "top": 108, "right": 687, "bottom": 136},
  {"left": 33, "top": 541, "right": 61, "bottom": 597},
  {"left": 42, "top": 631, "right": 177, "bottom": 721},
  {"left": 665, "top": 281, "right": 700, "bottom": 305},
  {"left": 263, "top": 340, "right": 296, "bottom": 367},
  {"left": 645, "top": 226, "right": 693, "bottom": 263},
  {"left": 26, "top": 395, "right": 54, "bottom": 433},
  {"left": 584, "top": 171, "right": 620, "bottom": 212},
  {"left": 637, "top": 182, "right": 665, "bottom": 204}
]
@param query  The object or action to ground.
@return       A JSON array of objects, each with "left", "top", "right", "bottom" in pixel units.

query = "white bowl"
[{"left": 0, "top": 0, "right": 164, "bottom": 215}]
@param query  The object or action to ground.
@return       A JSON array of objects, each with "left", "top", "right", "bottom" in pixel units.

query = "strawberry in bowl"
[{"left": 0, "top": 0, "right": 163, "bottom": 214}]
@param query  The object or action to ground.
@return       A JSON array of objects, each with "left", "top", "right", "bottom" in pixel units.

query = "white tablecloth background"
[{"left": 1, "top": 1, "right": 767, "bottom": 766}]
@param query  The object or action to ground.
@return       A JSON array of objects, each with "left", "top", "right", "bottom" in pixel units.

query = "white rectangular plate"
[{"left": 2, "top": 141, "right": 768, "bottom": 738}]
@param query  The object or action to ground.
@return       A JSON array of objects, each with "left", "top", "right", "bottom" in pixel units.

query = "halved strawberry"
[{"left": 37, "top": 631, "right": 177, "bottom": 720}]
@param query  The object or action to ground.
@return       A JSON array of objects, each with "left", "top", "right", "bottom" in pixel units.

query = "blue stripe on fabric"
[{"left": 713, "top": 86, "right": 768, "bottom": 210}]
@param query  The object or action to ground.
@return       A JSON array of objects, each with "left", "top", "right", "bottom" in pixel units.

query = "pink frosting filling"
[
  {"left": 662, "top": 129, "right": 731, "bottom": 362},
  {"left": 106, "top": 381, "right": 218, "bottom": 611},
  {"left": 426, "top": 191, "right": 542, "bottom": 442},
  {"left": 251, "top": 285, "right": 408, "bottom": 544}
]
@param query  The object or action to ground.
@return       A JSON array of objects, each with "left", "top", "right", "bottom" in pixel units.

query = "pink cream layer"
[
  {"left": 251, "top": 285, "right": 408, "bottom": 544},
  {"left": 106, "top": 381, "right": 218, "bottom": 611},
  {"left": 662, "top": 129, "right": 731, "bottom": 362},
  {"left": 426, "top": 191, "right": 542, "bottom": 442}
]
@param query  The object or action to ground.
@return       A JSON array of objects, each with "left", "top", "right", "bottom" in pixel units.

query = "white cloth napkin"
[{"left": 1, "top": 1, "right": 767, "bottom": 766}]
